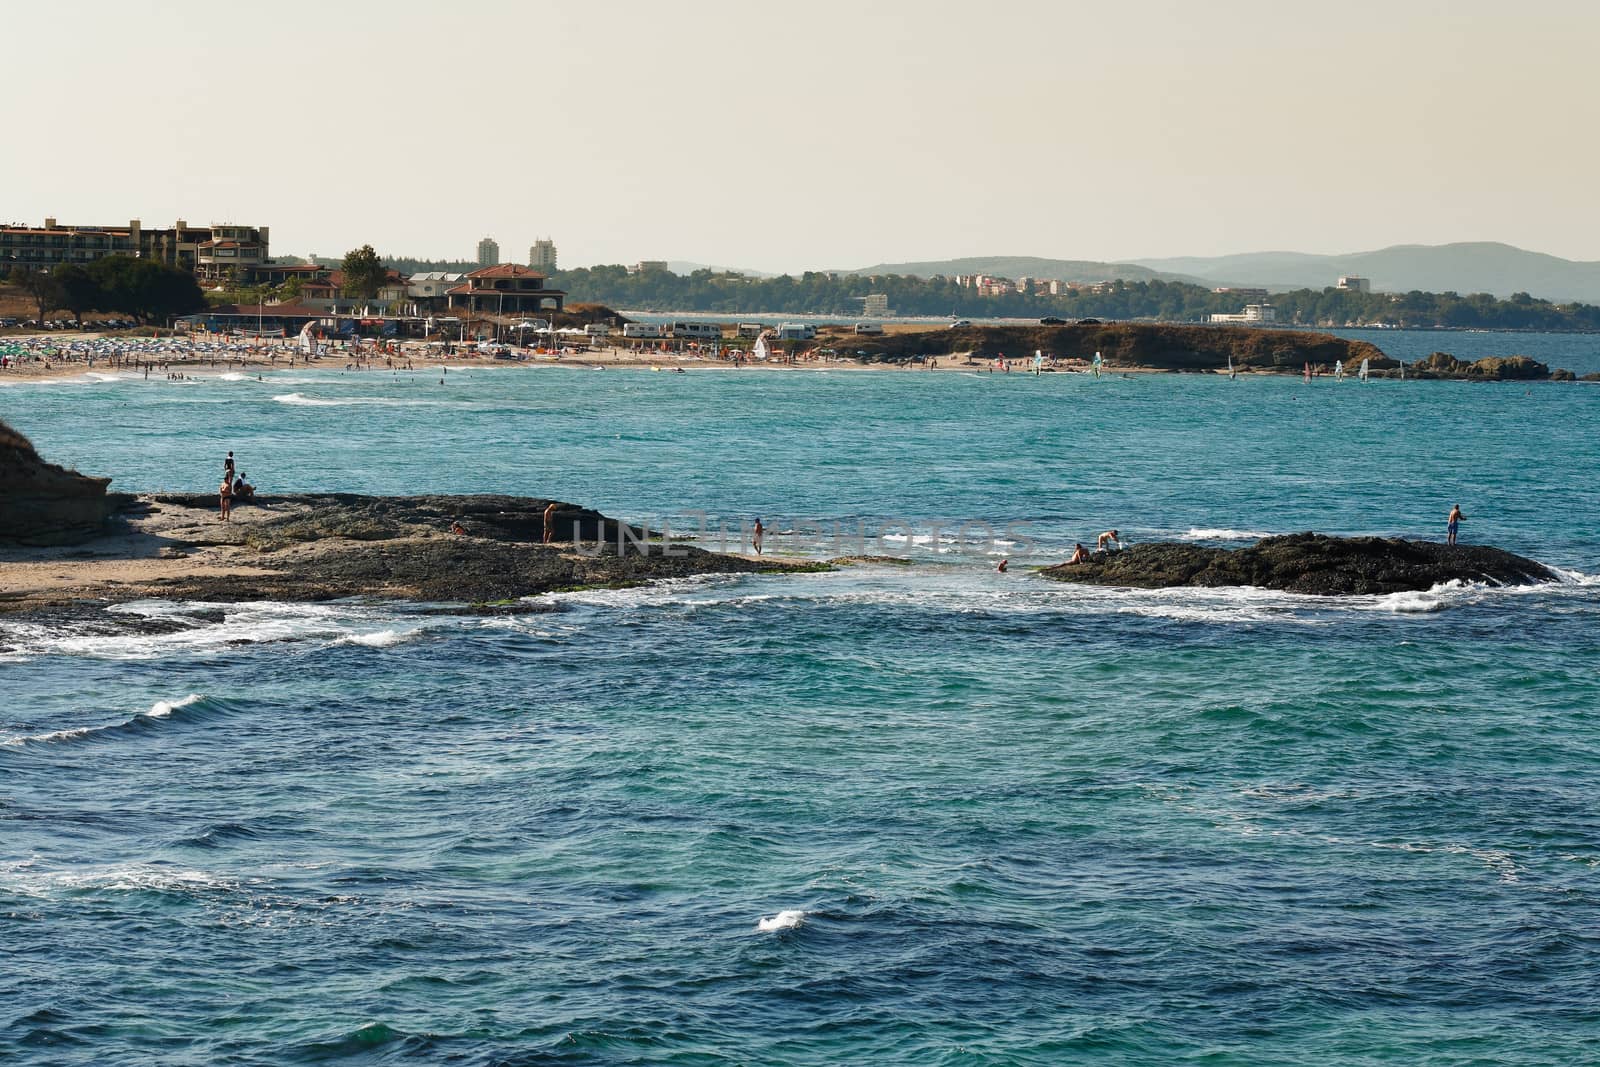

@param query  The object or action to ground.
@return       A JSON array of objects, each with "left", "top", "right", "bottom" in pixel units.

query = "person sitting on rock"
[
  {"left": 450, "top": 520, "right": 466, "bottom": 536},
  {"left": 1069, "top": 543, "right": 1088, "bottom": 565},
  {"left": 1096, "top": 529, "right": 1122, "bottom": 552},
  {"left": 232, "top": 474, "right": 255, "bottom": 502}
]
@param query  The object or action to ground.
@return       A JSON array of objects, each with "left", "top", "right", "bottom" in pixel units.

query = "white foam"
[
  {"left": 217, "top": 372, "right": 248, "bottom": 381},
  {"left": 0, "top": 860, "right": 247, "bottom": 899},
  {"left": 1177, "top": 527, "right": 1272, "bottom": 542},
  {"left": 273, "top": 391, "right": 449, "bottom": 408},
  {"left": 7, "top": 601, "right": 419, "bottom": 661},
  {"left": 148, "top": 693, "right": 205, "bottom": 718},
  {"left": 1375, "top": 588, "right": 1448, "bottom": 614},
  {"left": 335, "top": 628, "right": 420, "bottom": 648},
  {"left": 757, "top": 909, "right": 805, "bottom": 932}
]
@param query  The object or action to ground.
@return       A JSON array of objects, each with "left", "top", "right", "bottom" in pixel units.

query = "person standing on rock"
[
  {"left": 543, "top": 502, "right": 559, "bottom": 544},
  {"left": 753, "top": 517, "right": 764, "bottom": 555},
  {"left": 1447, "top": 503, "right": 1465, "bottom": 546},
  {"left": 223, "top": 450, "right": 235, "bottom": 481},
  {"left": 218, "top": 474, "right": 233, "bottom": 522}
]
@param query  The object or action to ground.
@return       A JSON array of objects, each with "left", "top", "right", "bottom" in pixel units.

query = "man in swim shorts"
[{"left": 1447, "top": 503, "right": 1464, "bottom": 546}]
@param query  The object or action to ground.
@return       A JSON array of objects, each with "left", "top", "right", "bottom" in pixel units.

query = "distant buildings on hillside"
[
  {"left": 1336, "top": 275, "right": 1371, "bottom": 292},
  {"left": 953, "top": 273, "right": 1125, "bottom": 297},
  {"left": 477, "top": 236, "right": 500, "bottom": 267},
  {"left": 1209, "top": 304, "right": 1276, "bottom": 325}
]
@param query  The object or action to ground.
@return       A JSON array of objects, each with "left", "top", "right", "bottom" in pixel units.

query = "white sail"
[
  {"left": 1359, "top": 357, "right": 1369, "bottom": 382},
  {"left": 752, "top": 334, "right": 770, "bottom": 362}
]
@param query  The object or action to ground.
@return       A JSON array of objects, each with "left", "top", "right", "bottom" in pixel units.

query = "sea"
[{"left": 3, "top": 328, "right": 1599, "bottom": 1065}]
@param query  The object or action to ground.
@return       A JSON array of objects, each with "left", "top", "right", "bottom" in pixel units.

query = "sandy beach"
[{"left": 0, "top": 329, "right": 1135, "bottom": 384}]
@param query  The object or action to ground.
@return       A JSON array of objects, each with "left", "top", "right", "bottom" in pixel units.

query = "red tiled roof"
[{"left": 465, "top": 263, "right": 547, "bottom": 280}]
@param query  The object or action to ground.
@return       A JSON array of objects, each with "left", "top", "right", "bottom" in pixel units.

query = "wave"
[
  {"left": 1177, "top": 527, "right": 1272, "bottom": 542},
  {"left": 272, "top": 392, "right": 451, "bottom": 408},
  {"left": 334, "top": 628, "right": 423, "bottom": 648},
  {"left": 3, "top": 600, "right": 432, "bottom": 661},
  {"left": 4, "top": 693, "right": 207, "bottom": 747},
  {"left": 757, "top": 909, "right": 806, "bottom": 932}
]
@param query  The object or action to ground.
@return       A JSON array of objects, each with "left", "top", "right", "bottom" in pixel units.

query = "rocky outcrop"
[
  {"left": 845, "top": 322, "right": 1387, "bottom": 372},
  {"left": 1038, "top": 533, "right": 1556, "bottom": 595},
  {"left": 0, "top": 419, "right": 122, "bottom": 545},
  {"left": 1411, "top": 352, "right": 1552, "bottom": 380},
  {"left": 2, "top": 492, "right": 817, "bottom": 610}
]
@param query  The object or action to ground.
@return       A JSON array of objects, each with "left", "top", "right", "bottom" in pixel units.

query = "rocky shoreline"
[
  {"left": 0, "top": 492, "right": 816, "bottom": 614},
  {"left": 1038, "top": 533, "right": 1557, "bottom": 595}
]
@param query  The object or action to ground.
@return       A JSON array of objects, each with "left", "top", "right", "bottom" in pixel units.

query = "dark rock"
[
  {"left": 136, "top": 493, "right": 815, "bottom": 605},
  {"left": 1411, "top": 352, "right": 1551, "bottom": 380},
  {"left": 1038, "top": 532, "right": 1557, "bottom": 595},
  {"left": 845, "top": 322, "right": 1385, "bottom": 373},
  {"left": 0, "top": 419, "right": 123, "bottom": 545}
]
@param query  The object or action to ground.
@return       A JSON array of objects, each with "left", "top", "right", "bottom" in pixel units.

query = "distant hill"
[
  {"left": 843, "top": 256, "right": 1209, "bottom": 286},
  {"left": 1133, "top": 242, "right": 1600, "bottom": 302}
]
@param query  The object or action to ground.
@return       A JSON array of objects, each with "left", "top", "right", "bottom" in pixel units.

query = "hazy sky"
[{"left": 7, "top": 0, "right": 1597, "bottom": 271}]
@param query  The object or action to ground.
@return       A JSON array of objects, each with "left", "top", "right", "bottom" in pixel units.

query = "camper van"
[
  {"left": 776, "top": 322, "right": 817, "bottom": 340},
  {"left": 853, "top": 322, "right": 884, "bottom": 335},
  {"left": 669, "top": 321, "right": 721, "bottom": 340},
  {"left": 736, "top": 322, "right": 767, "bottom": 339},
  {"left": 622, "top": 323, "right": 662, "bottom": 338},
  {"left": 584, "top": 323, "right": 611, "bottom": 338}
]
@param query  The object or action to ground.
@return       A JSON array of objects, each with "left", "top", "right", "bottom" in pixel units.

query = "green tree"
[
  {"left": 341, "top": 244, "right": 386, "bottom": 299},
  {"left": 86, "top": 256, "right": 206, "bottom": 324},
  {"left": 11, "top": 267, "right": 64, "bottom": 323},
  {"left": 54, "top": 264, "right": 104, "bottom": 326}
]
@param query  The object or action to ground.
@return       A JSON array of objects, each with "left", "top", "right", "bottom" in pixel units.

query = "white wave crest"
[
  {"left": 335, "top": 628, "right": 420, "bottom": 648},
  {"left": 273, "top": 392, "right": 451, "bottom": 408},
  {"left": 1177, "top": 527, "right": 1272, "bottom": 542},
  {"left": 149, "top": 693, "right": 206, "bottom": 717},
  {"left": 1375, "top": 589, "right": 1449, "bottom": 614},
  {"left": 757, "top": 909, "right": 806, "bottom": 932}
]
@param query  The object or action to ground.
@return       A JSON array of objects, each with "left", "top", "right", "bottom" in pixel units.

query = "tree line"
[
  {"left": 3, "top": 259, "right": 207, "bottom": 325},
  {"left": 529, "top": 266, "right": 1600, "bottom": 331}
]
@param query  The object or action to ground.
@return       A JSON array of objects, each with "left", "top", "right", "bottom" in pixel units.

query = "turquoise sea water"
[{"left": 4, "top": 331, "right": 1599, "bottom": 1064}]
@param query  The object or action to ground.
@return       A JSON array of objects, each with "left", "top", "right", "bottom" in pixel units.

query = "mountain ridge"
[{"left": 841, "top": 243, "right": 1600, "bottom": 302}]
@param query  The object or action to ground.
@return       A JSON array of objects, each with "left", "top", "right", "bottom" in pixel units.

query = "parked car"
[
  {"left": 1039, "top": 317, "right": 1066, "bottom": 325},
  {"left": 1075, "top": 317, "right": 1102, "bottom": 325},
  {"left": 947, "top": 319, "right": 971, "bottom": 329}
]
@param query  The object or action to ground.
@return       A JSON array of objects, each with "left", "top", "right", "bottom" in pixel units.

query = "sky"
[{"left": 5, "top": 0, "right": 1597, "bottom": 272}]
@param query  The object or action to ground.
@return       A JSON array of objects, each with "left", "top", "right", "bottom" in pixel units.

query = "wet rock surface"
[{"left": 1038, "top": 533, "right": 1557, "bottom": 595}]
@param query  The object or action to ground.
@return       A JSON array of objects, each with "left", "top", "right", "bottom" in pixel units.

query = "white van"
[
  {"left": 622, "top": 323, "right": 662, "bottom": 338},
  {"left": 853, "top": 322, "right": 884, "bottom": 335}
]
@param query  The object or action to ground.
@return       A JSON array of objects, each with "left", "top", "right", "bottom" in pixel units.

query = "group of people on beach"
[{"left": 218, "top": 450, "right": 256, "bottom": 521}]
